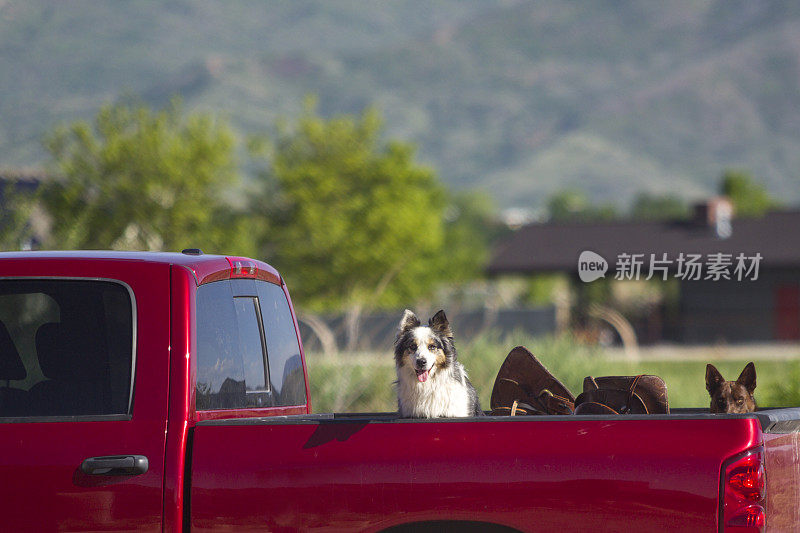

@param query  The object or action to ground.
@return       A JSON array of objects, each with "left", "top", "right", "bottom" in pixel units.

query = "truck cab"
[{"left": 0, "top": 251, "right": 309, "bottom": 531}]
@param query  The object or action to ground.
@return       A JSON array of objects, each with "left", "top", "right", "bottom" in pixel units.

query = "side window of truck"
[
  {"left": 0, "top": 279, "right": 134, "bottom": 418},
  {"left": 195, "top": 279, "right": 306, "bottom": 410},
  {"left": 256, "top": 281, "right": 306, "bottom": 407}
]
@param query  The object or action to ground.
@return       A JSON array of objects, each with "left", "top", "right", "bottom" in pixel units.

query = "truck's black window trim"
[{"left": 0, "top": 414, "right": 132, "bottom": 424}]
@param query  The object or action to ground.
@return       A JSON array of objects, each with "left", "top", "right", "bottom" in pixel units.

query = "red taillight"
[
  {"left": 226, "top": 256, "right": 258, "bottom": 278},
  {"left": 727, "top": 506, "right": 765, "bottom": 529},
  {"left": 721, "top": 447, "right": 766, "bottom": 532},
  {"left": 729, "top": 459, "right": 765, "bottom": 499}
]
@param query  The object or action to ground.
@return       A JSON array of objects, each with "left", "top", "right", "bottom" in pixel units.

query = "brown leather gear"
[{"left": 490, "top": 346, "right": 575, "bottom": 416}]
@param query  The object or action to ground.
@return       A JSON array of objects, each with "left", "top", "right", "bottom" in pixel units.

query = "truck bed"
[
  {"left": 189, "top": 407, "right": 800, "bottom": 532},
  {"left": 196, "top": 406, "right": 800, "bottom": 428}
]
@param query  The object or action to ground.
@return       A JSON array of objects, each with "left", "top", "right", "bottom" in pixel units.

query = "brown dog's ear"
[
  {"left": 706, "top": 364, "right": 725, "bottom": 393},
  {"left": 737, "top": 362, "right": 757, "bottom": 394},
  {"left": 398, "top": 309, "right": 420, "bottom": 334},
  {"left": 429, "top": 310, "right": 453, "bottom": 338}
]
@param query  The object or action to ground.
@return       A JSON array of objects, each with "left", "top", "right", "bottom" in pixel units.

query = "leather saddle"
[
  {"left": 490, "top": 346, "right": 575, "bottom": 416},
  {"left": 574, "top": 375, "right": 669, "bottom": 415},
  {"left": 489, "top": 346, "right": 669, "bottom": 416}
]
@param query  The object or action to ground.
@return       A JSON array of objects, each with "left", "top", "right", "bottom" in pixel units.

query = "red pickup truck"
[{"left": 0, "top": 250, "right": 798, "bottom": 532}]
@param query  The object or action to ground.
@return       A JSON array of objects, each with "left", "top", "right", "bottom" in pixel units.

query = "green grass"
[
  {"left": 763, "top": 360, "right": 800, "bottom": 407},
  {"left": 306, "top": 332, "right": 800, "bottom": 413}
]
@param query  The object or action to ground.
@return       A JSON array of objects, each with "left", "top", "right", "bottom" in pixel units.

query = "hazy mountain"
[{"left": 1, "top": 0, "right": 799, "bottom": 209}]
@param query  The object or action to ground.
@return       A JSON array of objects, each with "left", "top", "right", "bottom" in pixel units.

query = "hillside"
[{"left": 1, "top": 0, "right": 799, "bottom": 209}]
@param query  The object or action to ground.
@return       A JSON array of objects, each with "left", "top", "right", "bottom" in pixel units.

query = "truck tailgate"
[{"left": 189, "top": 416, "right": 761, "bottom": 532}]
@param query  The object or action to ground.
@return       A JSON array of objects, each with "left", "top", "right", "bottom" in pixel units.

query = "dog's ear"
[
  {"left": 398, "top": 309, "right": 420, "bottom": 334},
  {"left": 706, "top": 364, "right": 725, "bottom": 393},
  {"left": 429, "top": 309, "right": 453, "bottom": 338},
  {"left": 737, "top": 362, "right": 757, "bottom": 394}
]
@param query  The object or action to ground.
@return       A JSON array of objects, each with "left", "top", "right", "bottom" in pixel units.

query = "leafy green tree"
[
  {"left": 0, "top": 183, "right": 35, "bottom": 250},
  {"left": 440, "top": 190, "right": 500, "bottom": 282},
  {"left": 547, "top": 189, "right": 589, "bottom": 221},
  {"left": 254, "top": 100, "right": 447, "bottom": 311},
  {"left": 547, "top": 189, "right": 617, "bottom": 222},
  {"left": 41, "top": 100, "right": 253, "bottom": 254},
  {"left": 629, "top": 193, "right": 689, "bottom": 221},
  {"left": 719, "top": 169, "right": 777, "bottom": 218}
]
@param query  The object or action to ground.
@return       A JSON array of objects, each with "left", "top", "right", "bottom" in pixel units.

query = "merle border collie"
[{"left": 394, "top": 309, "right": 482, "bottom": 418}]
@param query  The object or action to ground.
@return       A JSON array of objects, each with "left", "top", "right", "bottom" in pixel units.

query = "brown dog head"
[{"left": 706, "top": 362, "right": 757, "bottom": 414}]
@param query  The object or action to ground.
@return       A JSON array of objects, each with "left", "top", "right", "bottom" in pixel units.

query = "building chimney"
[{"left": 693, "top": 196, "right": 734, "bottom": 239}]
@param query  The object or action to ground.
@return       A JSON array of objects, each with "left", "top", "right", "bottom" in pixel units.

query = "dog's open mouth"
[{"left": 416, "top": 369, "right": 430, "bottom": 383}]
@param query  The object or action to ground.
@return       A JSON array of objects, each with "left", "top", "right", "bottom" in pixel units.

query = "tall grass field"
[{"left": 306, "top": 332, "right": 800, "bottom": 414}]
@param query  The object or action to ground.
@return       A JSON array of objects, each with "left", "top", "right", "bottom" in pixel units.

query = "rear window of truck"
[
  {"left": 195, "top": 279, "right": 306, "bottom": 410},
  {"left": 0, "top": 279, "right": 134, "bottom": 418}
]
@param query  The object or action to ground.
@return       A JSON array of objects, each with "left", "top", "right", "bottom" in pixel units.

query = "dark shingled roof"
[{"left": 488, "top": 210, "right": 800, "bottom": 274}]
